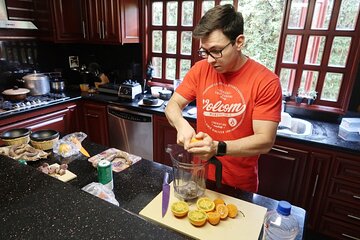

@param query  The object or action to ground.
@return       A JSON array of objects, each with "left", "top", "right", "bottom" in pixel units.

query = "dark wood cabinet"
[
  {"left": 0, "top": 102, "right": 79, "bottom": 145},
  {"left": 153, "top": 115, "right": 196, "bottom": 166},
  {"left": 51, "top": 0, "right": 139, "bottom": 44},
  {"left": 51, "top": 0, "right": 87, "bottom": 42},
  {"left": 258, "top": 141, "right": 309, "bottom": 207},
  {"left": 80, "top": 101, "right": 109, "bottom": 146}
]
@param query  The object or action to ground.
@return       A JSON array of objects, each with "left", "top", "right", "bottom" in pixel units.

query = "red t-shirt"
[{"left": 176, "top": 58, "right": 282, "bottom": 192}]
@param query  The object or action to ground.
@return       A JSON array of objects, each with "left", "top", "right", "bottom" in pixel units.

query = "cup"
[{"left": 151, "top": 86, "right": 162, "bottom": 98}]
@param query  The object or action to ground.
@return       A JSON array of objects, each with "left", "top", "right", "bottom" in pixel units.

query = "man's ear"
[{"left": 235, "top": 34, "right": 245, "bottom": 50}]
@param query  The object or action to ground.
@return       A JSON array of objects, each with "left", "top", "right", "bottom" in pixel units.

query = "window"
[
  {"left": 276, "top": 0, "right": 360, "bottom": 114},
  {"left": 146, "top": 0, "right": 360, "bottom": 114},
  {"left": 148, "top": 0, "right": 285, "bottom": 83}
]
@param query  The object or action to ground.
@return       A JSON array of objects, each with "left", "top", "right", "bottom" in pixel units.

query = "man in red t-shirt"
[{"left": 165, "top": 4, "right": 282, "bottom": 193}]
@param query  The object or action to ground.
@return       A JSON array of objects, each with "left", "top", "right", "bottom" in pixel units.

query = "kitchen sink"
[{"left": 277, "top": 118, "right": 313, "bottom": 136}]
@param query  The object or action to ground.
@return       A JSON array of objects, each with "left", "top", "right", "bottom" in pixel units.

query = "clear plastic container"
[{"left": 262, "top": 201, "right": 299, "bottom": 240}]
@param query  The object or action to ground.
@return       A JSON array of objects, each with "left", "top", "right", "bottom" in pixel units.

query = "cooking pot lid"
[
  {"left": 23, "top": 73, "right": 49, "bottom": 80},
  {"left": 2, "top": 87, "right": 30, "bottom": 95}
]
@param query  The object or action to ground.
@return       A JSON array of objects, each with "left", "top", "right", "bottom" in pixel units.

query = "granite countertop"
[{"left": 0, "top": 140, "right": 306, "bottom": 240}]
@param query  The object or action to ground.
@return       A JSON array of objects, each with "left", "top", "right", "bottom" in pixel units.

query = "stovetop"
[{"left": 0, "top": 93, "right": 70, "bottom": 116}]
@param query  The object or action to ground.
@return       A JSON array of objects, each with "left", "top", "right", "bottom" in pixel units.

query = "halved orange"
[
  {"left": 207, "top": 211, "right": 221, "bottom": 225},
  {"left": 227, "top": 203, "right": 238, "bottom": 218},
  {"left": 190, "top": 137, "right": 202, "bottom": 143},
  {"left": 216, "top": 203, "right": 229, "bottom": 219},
  {"left": 171, "top": 201, "right": 189, "bottom": 218},
  {"left": 188, "top": 210, "right": 207, "bottom": 227},
  {"left": 196, "top": 197, "right": 215, "bottom": 212},
  {"left": 213, "top": 198, "right": 225, "bottom": 207}
]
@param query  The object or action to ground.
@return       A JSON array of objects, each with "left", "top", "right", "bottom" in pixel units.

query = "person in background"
[{"left": 165, "top": 4, "right": 282, "bottom": 193}]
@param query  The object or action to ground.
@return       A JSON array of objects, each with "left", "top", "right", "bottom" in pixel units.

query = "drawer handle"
[
  {"left": 348, "top": 214, "right": 360, "bottom": 221},
  {"left": 353, "top": 195, "right": 360, "bottom": 200},
  {"left": 342, "top": 233, "right": 360, "bottom": 240},
  {"left": 271, "top": 147, "right": 288, "bottom": 154},
  {"left": 85, "top": 113, "right": 99, "bottom": 118},
  {"left": 312, "top": 174, "right": 319, "bottom": 197}
]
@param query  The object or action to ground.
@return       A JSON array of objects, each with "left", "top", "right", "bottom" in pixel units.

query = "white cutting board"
[{"left": 139, "top": 182, "right": 267, "bottom": 240}]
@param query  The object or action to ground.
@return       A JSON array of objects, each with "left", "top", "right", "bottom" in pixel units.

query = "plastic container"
[
  {"left": 262, "top": 201, "right": 299, "bottom": 240},
  {"left": 338, "top": 125, "right": 360, "bottom": 142}
]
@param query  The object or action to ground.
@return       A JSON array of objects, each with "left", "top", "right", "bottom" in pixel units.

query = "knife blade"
[{"left": 162, "top": 172, "right": 170, "bottom": 218}]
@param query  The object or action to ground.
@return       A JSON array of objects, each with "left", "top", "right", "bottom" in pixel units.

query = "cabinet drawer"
[
  {"left": 333, "top": 156, "right": 360, "bottom": 184},
  {"left": 324, "top": 198, "right": 360, "bottom": 226},
  {"left": 329, "top": 179, "right": 360, "bottom": 204},
  {"left": 319, "top": 217, "right": 360, "bottom": 240}
]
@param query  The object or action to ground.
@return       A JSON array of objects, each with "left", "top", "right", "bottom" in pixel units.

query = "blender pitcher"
[{"left": 166, "top": 144, "right": 222, "bottom": 201}]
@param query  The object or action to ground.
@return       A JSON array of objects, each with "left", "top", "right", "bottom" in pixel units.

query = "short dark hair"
[{"left": 193, "top": 4, "right": 244, "bottom": 42}]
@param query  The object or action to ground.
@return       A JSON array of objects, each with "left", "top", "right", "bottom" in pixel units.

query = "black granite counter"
[{"left": 0, "top": 140, "right": 306, "bottom": 240}]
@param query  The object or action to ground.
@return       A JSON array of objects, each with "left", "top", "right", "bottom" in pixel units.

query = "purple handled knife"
[{"left": 162, "top": 172, "right": 170, "bottom": 218}]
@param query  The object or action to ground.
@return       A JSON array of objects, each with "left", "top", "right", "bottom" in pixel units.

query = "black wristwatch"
[{"left": 216, "top": 141, "right": 227, "bottom": 156}]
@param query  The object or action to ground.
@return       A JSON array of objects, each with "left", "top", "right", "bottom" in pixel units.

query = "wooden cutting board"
[{"left": 139, "top": 182, "right": 267, "bottom": 240}]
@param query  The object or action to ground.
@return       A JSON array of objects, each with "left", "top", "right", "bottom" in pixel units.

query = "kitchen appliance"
[
  {"left": 107, "top": 106, "right": 153, "bottom": 160},
  {"left": 0, "top": 93, "right": 70, "bottom": 116},
  {"left": 118, "top": 80, "right": 142, "bottom": 101},
  {"left": 0, "top": 0, "right": 37, "bottom": 29},
  {"left": 162, "top": 172, "right": 170, "bottom": 218}
]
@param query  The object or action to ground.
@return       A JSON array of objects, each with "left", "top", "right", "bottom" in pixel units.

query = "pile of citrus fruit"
[{"left": 170, "top": 197, "right": 239, "bottom": 227}]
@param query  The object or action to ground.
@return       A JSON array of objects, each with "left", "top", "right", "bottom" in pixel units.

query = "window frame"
[{"left": 275, "top": 0, "right": 360, "bottom": 114}]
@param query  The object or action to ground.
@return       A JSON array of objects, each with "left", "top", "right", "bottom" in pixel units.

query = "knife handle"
[{"left": 163, "top": 172, "right": 169, "bottom": 184}]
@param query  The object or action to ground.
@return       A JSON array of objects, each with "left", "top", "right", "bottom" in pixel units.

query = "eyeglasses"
[{"left": 197, "top": 42, "right": 233, "bottom": 60}]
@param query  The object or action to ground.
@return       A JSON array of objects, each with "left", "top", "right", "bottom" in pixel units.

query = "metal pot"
[
  {"left": 50, "top": 79, "right": 66, "bottom": 92},
  {"left": 19, "top": 73, "right": 50, "bottom": 95},
  {"left": 1, "top": 86, "right": 30, "bottom": 101}
]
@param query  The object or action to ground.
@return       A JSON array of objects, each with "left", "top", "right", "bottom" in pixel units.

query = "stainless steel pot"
[
  {"left": 19, "top": 73, "right": 50, "bottom": 95},
  {"left": 50, "top": 79, "right": 66, "bottom": 92}
]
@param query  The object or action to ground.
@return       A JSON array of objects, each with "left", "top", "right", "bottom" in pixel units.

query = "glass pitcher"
[{"left": 166, "top": 144, "right": 207, "bottom": 200}]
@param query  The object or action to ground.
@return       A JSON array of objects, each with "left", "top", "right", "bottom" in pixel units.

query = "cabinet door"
[
  {"left": 86, "top": 0, "right": 103, "bottom": 42},
  {"left": 153, "top": 115, "right": 196, "bottom": 166},
  {"left": 102, "top": 0, "right": 121, "bottom": 43},
  {"left": 52, "top": 0, "right": 86, "bottom": 42},
  {"left": 120, "top": 0, "right": 139, "bottom": 43},
  {"left": 82, "top": 102, "right": 109, "bottom": 146},
  {"left": 258, "top": 142, "right": 308, "bottom": 206},
  {"left": 302, "top": 151, "right": 332, "bottom": 230}
]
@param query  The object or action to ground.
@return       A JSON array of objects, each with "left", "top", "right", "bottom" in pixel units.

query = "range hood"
[{"left": 0, "top": 0, "right": 37, "bottom": 29}]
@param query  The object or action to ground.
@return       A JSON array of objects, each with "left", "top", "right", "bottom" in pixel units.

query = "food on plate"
[
  {"left": 227, "top": 203, "right": 238, "bottom": 218},
  {"left": 216, "top": 203, "right": 229, "bottom": 219},
  {"left": 207, "top": 211, "right": 221, "bottom": 225},
  {"left": 171, "top": 201, "right": 189, "bottom": 217},
  {"left": 188, "top": 210, "right": 207, "bottom": 227},
  {"left": 0, "top": 144, "right": 49, "bottom": 161},
  {"left": 196, "top": 197, "right": 215, "bottom": 212}
]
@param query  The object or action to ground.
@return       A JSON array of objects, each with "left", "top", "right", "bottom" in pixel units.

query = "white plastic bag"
[{"left": 81, "top": 182, "right": 119, "bottom": 206}]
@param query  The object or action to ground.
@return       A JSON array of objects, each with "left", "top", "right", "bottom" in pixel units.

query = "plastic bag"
[
  {"left": 81, "top": 182, "right": 119, "bottom": 206},
  {"left": 53, "top": 132, "right": 88, "bottom": 158}
]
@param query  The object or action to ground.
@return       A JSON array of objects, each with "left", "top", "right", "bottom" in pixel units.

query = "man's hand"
[{"left": 186, "top": 132, "right": 217, "bottom": 160}]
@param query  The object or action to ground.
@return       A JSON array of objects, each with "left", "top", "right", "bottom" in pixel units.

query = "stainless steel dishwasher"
[{"left": 107, "top": 105, "right": 153, "bottom": 160}]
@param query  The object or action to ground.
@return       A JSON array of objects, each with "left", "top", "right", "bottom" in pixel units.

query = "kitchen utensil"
[
  {"left": 166, "top": 144, "right": 222, "bottom": 201},
  {"left": 30, "top": 129, "right": 60, "bottom": 150},
  {"left": 118, "top": 81, "right": 142, "bottom": 101},
  {"left": 0, "top": 128, "right": 31, "bottom": 145},
  {"left": 142, "top": 96, "right": 159, "bottom": 105},
  {"left": 140, "top": 182, "right": 267, "bottom": 240},
  {"left": 20, "top": 73, "right": 50, "bottom": 96},
  {"left": 1, "top": 86, "right": 30, "bottom": 101},
  {"left": 138, "top": 99, "right": 164, "bottom": 107},
  {"left": 50, "top": 79, "right": 66, "bottom": 92},
  {"left": 162, "top": 172, "right": 170, "bottom": 218},
  {"left": 159, "top": 89, "right": 172, "bottom": 100}
]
